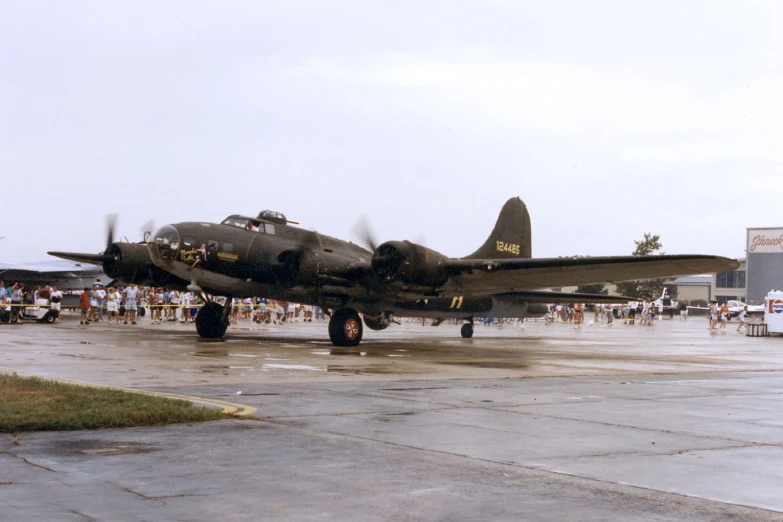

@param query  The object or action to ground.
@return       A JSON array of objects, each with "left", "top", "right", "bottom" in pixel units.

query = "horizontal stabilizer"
[{"left": 48, "top": 251, "right": 110, "bottom": 265}]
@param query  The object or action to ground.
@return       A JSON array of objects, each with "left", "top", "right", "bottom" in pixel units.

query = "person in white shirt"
[
  {"left": 123, "top": 284, "right": 139, "bottom": 325},
  {"left": 180, "top": 291, "right": 193, "bottom": 323},
  {"left": 169, "top": 290, "right": 180, "bottom": 322},
  {"left": 106, "top": 287, "right": 120, "bottom": 323},
  {"left": 736, "top": 305, "right": 748, "bottom": 333},
  {"left": 96, "top": 286, "right": 107, "bottom": 323}
]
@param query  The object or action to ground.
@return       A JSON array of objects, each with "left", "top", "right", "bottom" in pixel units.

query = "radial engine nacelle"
[
  {"left": 105, "top": 243, "right": 186, "bottom": 287},
  {"left": 371, "top": 240, "right": 450, "bottom": 287}
]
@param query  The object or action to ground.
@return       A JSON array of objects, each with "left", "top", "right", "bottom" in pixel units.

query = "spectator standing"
[
  {"left": 10, "top": 283, "right": 24, "bottom": 322},
  {"left": 96, "top": 285, "right": 107, "bottom": 322},
  {"left": 50, "top": 285, "right": 62, "bottom": 321},
  {"left": 180, "top": 291, "right": 193, "bottom": 323},
  {"left": 169, "top": 290, "right": 180, "bottom": 321},
  {"left": 106, "top": 287, "right": 120, "bottom": 323},
  {"left": 679, "top": 300, "right": 689, "bottom": 320},
  {"left": 79, "top": 288, "right": 91, "bottom": 325},
  {"left": 153, "top": 288, "right": 165, "bottom": 324},
  {"left": 123, "top": 284, "right": 139, "bottom": 324}
]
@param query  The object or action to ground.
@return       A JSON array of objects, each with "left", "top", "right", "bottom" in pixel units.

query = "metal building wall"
[{"left": 746, "top": 228, "right": 783, "bottom": 304}]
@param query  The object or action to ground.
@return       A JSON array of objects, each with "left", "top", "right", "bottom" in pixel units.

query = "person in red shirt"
[{"left": 79, "top": 288, "right": 91, "bottom": 325}]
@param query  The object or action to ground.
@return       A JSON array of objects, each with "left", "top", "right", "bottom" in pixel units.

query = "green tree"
[
  {"left": 615, "top": 233, "right": 670, "bottom": 299},
  {"left": 632, "top": 233, "right": 663, "bottom": 256}
]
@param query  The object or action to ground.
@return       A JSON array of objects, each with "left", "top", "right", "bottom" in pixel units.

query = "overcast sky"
[{"left": 1, "top": 1, "right": 781, "bottom": 263}]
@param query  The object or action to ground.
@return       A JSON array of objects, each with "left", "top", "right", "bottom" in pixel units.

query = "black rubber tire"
[
  {"left": 328, "top": 308, "right": 363, "bottom": 347},
  {"left": 196, "top": 302, "right": 228, "bottom": 339},
  {"left": 45, "top": 313, "right": 56, "bottom": 324},
  {"left": 138, "top": 307, "right": 146, "bottom": 317},
  {"left": 461, "top": 323, "right": 474, "bottom": 339}
]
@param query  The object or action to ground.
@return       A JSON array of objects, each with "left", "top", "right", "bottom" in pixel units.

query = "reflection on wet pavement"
[{"left": 2, "top": 314, "right": 782, "bottom": 389}]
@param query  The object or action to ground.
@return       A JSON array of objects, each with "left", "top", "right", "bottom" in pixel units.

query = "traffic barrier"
[{"left": 746, "top": 323, "right": 768, "bottom": 337}]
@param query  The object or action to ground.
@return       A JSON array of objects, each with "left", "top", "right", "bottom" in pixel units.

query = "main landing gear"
[
  {"left": 329, "top": 308, "right": 363, "bottom": 347},
  {"left": 461, "top": 320, "right": 474, "bottom": 339},
  {"left": 196, "top": 301, "right": 231, "bottom": 339}
]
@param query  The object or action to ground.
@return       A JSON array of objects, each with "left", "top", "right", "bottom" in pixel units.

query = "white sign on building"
[{"left": 747, "top": 228, "right": 783, "bottom": 254}]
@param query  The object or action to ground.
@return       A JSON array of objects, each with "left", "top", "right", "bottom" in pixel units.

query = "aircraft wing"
[
  {"left": 442, "top": 255, "right": 738, "bottom": 294},
  {"left": 0, "top": 261, "right": 106, "bottom": 287},
  {"left": 500, "top": 289, "right": 630, "bottom": 304}
]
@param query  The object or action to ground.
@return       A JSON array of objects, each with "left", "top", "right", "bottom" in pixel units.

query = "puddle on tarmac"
[
  {"left": 192, "top": 350, "right": 229, "bottom": 358},
  {"left": 327, "top": 365, "right": 426, "bottom": 375},
  {"left": 380, "top": 387, "right": 451, "bottom": 391},
  {"left": 198, "top": 365, "right": 230, "bottom": 374},
  {"left": 327, "top": 350, "right": 368, "bottom": 357},
  {"left": 263, "top": 363, "right": 325, "bottom": 372},
  {"left": 441, "top": 361, "right": 529, "bottom": 369}
]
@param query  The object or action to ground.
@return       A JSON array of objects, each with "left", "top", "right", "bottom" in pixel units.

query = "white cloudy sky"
[{"left": 1, "top": 1, "right": 781, "bottom": 262}]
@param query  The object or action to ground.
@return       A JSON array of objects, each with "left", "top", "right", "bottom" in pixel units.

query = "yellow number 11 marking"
[{"left": 450, "top": 296, "right": 464, "bottom": 309}]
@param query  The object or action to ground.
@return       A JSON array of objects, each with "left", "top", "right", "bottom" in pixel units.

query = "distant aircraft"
[
  {"left": 0, "top": 260, "right": 108, "bottom": 290},
  {"left": 51, "top": 198, "right": 739, "bottom": 346}
]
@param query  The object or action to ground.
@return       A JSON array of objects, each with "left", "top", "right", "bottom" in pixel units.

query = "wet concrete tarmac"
[{"left": 2, "top": 314, "right": 783, "bottom": 520}]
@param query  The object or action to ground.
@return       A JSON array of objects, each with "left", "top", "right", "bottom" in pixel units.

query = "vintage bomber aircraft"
[{"left": 51, "top": 198, "right": 738, "bottom": 346}]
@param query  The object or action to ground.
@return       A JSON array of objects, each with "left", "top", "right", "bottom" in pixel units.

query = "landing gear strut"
[
  {"left": 329, "top": 308, "right": 363, "bottom": 347},
  {"left": 461, "top": 320, "right": 474, "bottom": 339},
  {"left": 196, "top": 301, "right": 230, "bottom": 339}
]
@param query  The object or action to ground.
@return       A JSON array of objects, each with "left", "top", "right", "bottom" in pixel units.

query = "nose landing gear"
[{"left": 196, "top": 301, "right": 230, "bottom": 339}]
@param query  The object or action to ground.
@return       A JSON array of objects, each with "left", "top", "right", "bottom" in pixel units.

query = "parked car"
[{"left": 724, "top": 300, "right": 764, "bottom": 318}]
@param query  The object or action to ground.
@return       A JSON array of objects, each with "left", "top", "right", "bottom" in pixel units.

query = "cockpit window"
[{"left": 222, "top": 218, "right": 246, "bottom": 228}]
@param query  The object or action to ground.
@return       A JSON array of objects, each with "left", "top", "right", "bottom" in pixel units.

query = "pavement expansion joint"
[
  {"left": 69, "top": 510, "right": 98, "bottom": 522},
  {"left": 11, "top": 453, "right": 59, "bottom": 473},
  {"left": 485, "top": 407, "right": 763, "bottom": 446},
  {"left": 108, "top": 482, "right": 167, "bottom": 504},
  {"left": 272, "top": 418, "right": 782, "bottom": 516}
]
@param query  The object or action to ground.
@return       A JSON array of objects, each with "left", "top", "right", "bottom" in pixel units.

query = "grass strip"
[{"left": 0, "top": 374, "right": 229, "bottom": 432}]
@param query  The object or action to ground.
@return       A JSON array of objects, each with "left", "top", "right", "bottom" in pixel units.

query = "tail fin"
[{"left": 464, "top": 197, "right": 531, "bottom": 259}]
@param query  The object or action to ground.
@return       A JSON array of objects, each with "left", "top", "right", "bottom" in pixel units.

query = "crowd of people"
[
  {"left": 70, "top": 280, "right": 327, "bottom": 326},
  {"left": 0, "top": 280, "right": 64, "bottom": 322},
  {"left": 541, "top": 299, "right": 750, "bottom": 333},
  {"left": 0, "top": 278, "right": 754, "bottom": 334}
]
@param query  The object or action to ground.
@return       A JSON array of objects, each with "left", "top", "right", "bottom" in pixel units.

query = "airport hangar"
[
  {"left": 646, "top": 227, "right": 783, "bottom": 305},
  {"left": 560, "top": 228, "right": 782, "bottom": 305}
]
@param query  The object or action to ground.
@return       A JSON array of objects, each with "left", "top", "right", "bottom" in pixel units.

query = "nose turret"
[{"left": 148, "top": 225, "right": 181, "bottom": 265}]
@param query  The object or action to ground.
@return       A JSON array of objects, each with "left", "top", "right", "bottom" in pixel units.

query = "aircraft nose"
[{"left": 148, "top": 225, "right": 180, "bottom": 264}]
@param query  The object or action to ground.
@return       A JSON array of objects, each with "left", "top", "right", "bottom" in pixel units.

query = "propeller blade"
[
  {"left": 105, "top": 214, "right": 118, "bottom": 252},
  {"left": 48, "top": 251, "right": 112, "bottom": 265},
  {"left": 351, "top": 216, "right": 378, "bottom": 252}
]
